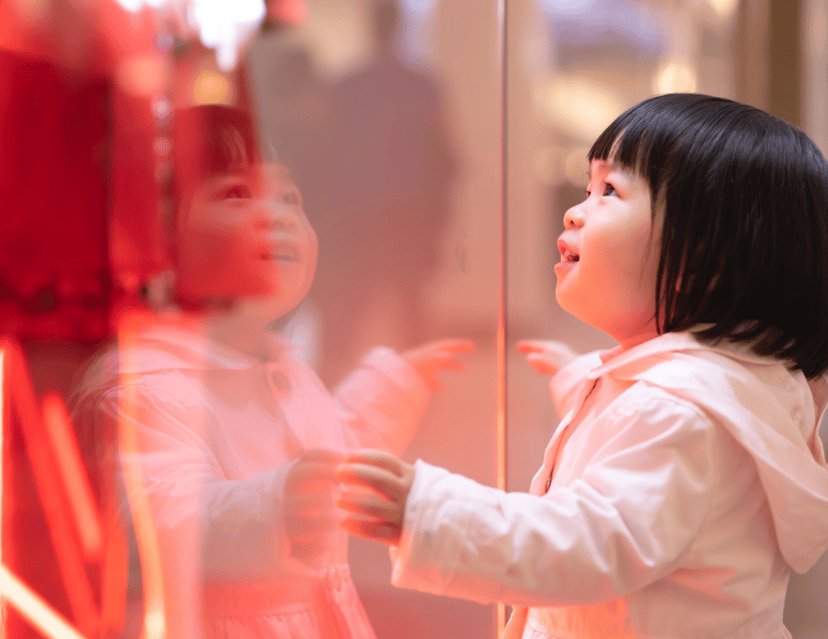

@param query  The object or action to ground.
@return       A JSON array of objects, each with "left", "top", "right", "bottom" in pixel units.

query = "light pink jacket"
[
  {"left": 390, "top": 332, "right": 828, "bottom": 638},
  {"left": 72, "top": 320, "right": 430, "bottom": 639}
]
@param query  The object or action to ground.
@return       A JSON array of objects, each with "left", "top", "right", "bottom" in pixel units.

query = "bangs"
[
  {"left": 587, "top": 116, "right": 648, "bottom": 176},
  {"left": 171, "top": 105, "right": 261, "bottom": 199},
  {"left": 587, "top": 94, "right": 706, "bottom": 197}
]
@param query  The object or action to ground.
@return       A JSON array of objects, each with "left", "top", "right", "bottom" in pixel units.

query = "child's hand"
[
  {"left": 516, "top": 340, "right": 581, "bottom": 377},
  {"left": 335, "top": 450, "right": 415, "bottom": 546},
  {"left": 285, "top": 449, "right": 344, "bottom": 546},
  {"left": 402, "top": 339, "right": 475, "bottom": 390}
]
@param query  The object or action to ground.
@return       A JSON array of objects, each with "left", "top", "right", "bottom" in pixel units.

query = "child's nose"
[
  {"left": 256, "top": 200, "right": 297, "bottom": 231},
  {"left": 563, "top": 206, "right": 586, "bottom": 229}
]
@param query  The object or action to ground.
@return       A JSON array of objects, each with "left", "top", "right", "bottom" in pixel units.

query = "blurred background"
[{"left": 1, "top": 0, "right": 826, "bottom": 637}]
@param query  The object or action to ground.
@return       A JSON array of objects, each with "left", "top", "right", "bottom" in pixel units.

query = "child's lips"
[
  {"left": 261, "top": 239, "right": 301, "bottom": 263},
  {"left": 556, "top": 238, "right": 580, "bottom": 269}
]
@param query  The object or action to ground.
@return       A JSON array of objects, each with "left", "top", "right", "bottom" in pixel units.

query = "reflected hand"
[
  {"left": 402, "top": 339, "right": 475, "bottom": 390},
  {"left": 285, "top": 449, "right": 344, "bottom": 547},
  {"left": 516, "top": 340, "right": 580, "bottom": 376},
  {"left": 336, "top": 450, "right": 415, "bottom": 546}
]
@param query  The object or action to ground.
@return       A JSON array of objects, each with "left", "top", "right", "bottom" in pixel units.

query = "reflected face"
[
  {"left": 175, "top": 163, "right": 318, "bottom": 316},
  {"left": 555, "top": 159, "right": 660, "bottom": 344}
]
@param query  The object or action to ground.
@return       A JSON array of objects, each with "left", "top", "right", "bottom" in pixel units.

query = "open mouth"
[
  {"left": 261, "top": 241, "right": 300, "bottom": 263},
  {"left": 561, "top": 248, "right": 579, "bottom": 263},
  {"left": 557, "top": 238, "right": 580, "bottom": 263}
]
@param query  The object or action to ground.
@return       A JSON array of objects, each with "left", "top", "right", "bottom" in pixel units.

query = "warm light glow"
[
  {"left": 114, "top": 0, "right": 266, "bottom": 70},
  {"left": 0, "top": 346, "right": 5, "bottom": 636},
  {"left": 536, "top": 77, "right": 624, "bottom": 140},
  {"left": 0, "top": 566, "right": 86, "bottom": 639},
  {"left": 117, "top": 313, "right": 166, "bottom": 639},
  {"left": 192, "top": 70, "right": 233, "bottom": 105},
  {"left": 564, "top": 146, "right": 591, "bottom": 188},
  {"left": 188, "top": 0, "right": 266, "bottom": 70},
  {"left": 42, "top": 393, "right": 104, "bottom": 562},
  {"left": 100, "top": 517, "right": 128, "bottom": 638},
  {"left": 5, "top": 343, "right": 98, "bottom": 637},
  {"left": 653, "top": 61, "right": 698, "bottom": 95},
  {"left": 532, "top": 146, "right": 563, "bottom": 186},
  {"left": 706, "top": 0, "right": 739, "bottom": 19},
  {"left": 116, "top": 56, "right": 168, "bottom": 97}
]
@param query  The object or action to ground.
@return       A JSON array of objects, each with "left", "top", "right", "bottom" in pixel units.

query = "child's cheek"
[{"left": 178, "top": 225, "right": 280, "bottom": 299}]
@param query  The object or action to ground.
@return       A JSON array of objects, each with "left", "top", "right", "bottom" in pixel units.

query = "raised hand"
[
  {"left": 284, "top": 449, "right": 344, "bottom": 548},
  {"left": 401, "top": 338, "right": 475, "bottom": 390},
  {"left": 335, "top": 449, "right": 415, "bottom": 546},
  {"left": 516, "top": 339, "right": 580, "bottom": 377}
]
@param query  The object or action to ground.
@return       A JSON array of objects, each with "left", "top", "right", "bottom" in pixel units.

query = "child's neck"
[
  {"left": 203, "top": 304, "right": 276, "bottom": 361},
  {"left": 617, "top": 329, "right": 659, "bottom": 352}
]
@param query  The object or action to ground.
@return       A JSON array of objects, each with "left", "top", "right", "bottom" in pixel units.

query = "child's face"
[
  {"left": 555, "top": 159, "right": 660, "bottom": 346},
  {"left": 175, "top": 163, "right": 318, "bottom": 315}
]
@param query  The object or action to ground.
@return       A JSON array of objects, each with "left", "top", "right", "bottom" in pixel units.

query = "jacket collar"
[
  {"left": 111, "top": 311, "right": 295, "bottom": 375},
  {"left": 587, "top": 330, "right": 786, "bottom": 382}
]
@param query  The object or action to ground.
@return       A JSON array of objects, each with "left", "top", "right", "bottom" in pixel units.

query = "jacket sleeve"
[
  {"left": 332, "top": 347, "right": 431, "bottom": 455},
  {"left": 390, "top": 397, "right": 719, "bottom": 607},
  {"left": 100, "top": 382, "right": 308, "bottom": 582}
]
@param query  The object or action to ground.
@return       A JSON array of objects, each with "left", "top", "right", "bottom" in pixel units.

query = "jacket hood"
[{"left": 590, "top": 332, "right": 828, "bottom": 573}]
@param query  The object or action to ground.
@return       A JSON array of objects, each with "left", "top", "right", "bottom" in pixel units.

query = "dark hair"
[
  {"left": 589, "top": 93, "right": 828, "bottom": 378},
  {"left": 169, "top": 105, "right": 261, "bottom": 218}
]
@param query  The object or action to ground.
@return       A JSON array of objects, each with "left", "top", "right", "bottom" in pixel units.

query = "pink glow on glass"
[{"left": 41, "top": 392, "right": 103, "bottom": 562}]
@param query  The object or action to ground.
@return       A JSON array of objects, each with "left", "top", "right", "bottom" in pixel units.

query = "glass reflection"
[
  {"left": 3, "top": 1, "right": 826, "bottom": 639},
  {"left": 70, "top": 100, "right": 472, "bottom": 638}
]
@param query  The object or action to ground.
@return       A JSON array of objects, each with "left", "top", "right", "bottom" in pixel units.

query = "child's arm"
[
  {"left": 103, "top": 383, "right": 330, "bottom": 581},
  {"left": 337, "top": 398, "right": 720, "bottom": 607},
  {"left": 516, "top": 340, "right": 602, "bottom": 418},
  {"left": 332, "top": 339, "right": 474, "bottom": 454}
]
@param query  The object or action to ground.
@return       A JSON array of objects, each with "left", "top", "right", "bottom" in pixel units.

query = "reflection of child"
[
  {"left": 72, "top": 105, "right": 472, "bottom": 639},
  {"left": 336, "top": 94, "right": 828, "bottom": 638}
]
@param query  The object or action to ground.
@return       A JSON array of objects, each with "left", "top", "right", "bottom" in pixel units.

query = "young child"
[
  {"left": 335, "top": 93, "right": 828, "bottom": 639},
  {"left": 71, "top": 105, "right": 472, "bottom": 639}
]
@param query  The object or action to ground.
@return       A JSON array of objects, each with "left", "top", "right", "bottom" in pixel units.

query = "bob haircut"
[{"left": 589, "top": 93, "right": 828, "bottom": 379}]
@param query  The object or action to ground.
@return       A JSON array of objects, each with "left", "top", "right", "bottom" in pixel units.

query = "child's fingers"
[
  {"left": 300, "top": 449, "right": 345, "bottom": 464},
  {"left": 430, "top": 355, "right": 466, "bottom": 373},
  {"left": 526, "top": 353, "right": 561, "bottom": 376},
  {"left": 288, "top": 463, "right": 339, "bottom": 488},
  {"left": 516, "top": 339, "right": 549, "bottom": 354},
  {"left": 286, "top": 491, "right": 336, "bottom": 515},
  {"left": 341, "top": 449, "right": 408, "bottom": 476},
  {"left": 335, "top": 488, "right": 402, "bottom": 521},
  {"left": 337, "top": 463, "right": 407, "bottom": 501},
  {"left": 339, "top": 517, "right": 401, "bottom": 546},
  {"left": 436, "top": 338, "right": 475, "bottom": 354}
]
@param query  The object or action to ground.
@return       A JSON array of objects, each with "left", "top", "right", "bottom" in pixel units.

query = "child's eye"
[
  {"left": 603, "top": 184, "right": 617, "bottom": 197},
  {"left": 222, "top": 184, "right": 253, "bottom": 200},
  {"left": 281, "top": 190, "right": 302, "bottom": 207}
]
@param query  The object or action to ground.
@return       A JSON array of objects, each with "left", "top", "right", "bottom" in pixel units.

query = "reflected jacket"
[
  {"left": 389, "top": 332, "right": 828, "bottom": 639},
  {"left": 72, "top": 317, "right": 430, "bottom": 639}
]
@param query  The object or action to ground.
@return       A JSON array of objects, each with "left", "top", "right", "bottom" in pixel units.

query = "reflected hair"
[
  {"left": 589, "top": 93, "right": 828, "bottom": 378},
  {"left": 169, "top": 105, "right": 261, "bottom": 219},
  {"left": 146, "top": 105, "right": 261, "bottom": 309}
]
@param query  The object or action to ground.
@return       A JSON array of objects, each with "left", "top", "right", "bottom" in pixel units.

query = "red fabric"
[{"left": 0, "top": 1, "right": 165, "bottom": 340}]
